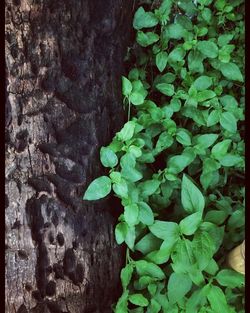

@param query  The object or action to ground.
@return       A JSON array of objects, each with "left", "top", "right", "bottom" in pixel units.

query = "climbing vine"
[{"left": 83, "top": 0, "right": 245, "bottom": 312}]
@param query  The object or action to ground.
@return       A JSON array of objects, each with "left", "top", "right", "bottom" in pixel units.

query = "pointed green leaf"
[{"left": 83, "top": 176, "right": 111, "bottom": 200}]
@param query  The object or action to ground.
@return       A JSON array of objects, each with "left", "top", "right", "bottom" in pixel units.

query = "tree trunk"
[{"left": 5, "top": 1, "right": 133, "bottom": 312}]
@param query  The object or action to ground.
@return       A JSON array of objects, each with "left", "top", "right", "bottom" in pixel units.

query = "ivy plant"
[{"left": 83, "top": 0, "right": 245, "bottom": 312}]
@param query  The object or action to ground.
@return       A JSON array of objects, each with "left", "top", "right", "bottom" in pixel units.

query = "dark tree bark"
[{"left": 5, "top": 1, "right": 134, "bottom": 312}]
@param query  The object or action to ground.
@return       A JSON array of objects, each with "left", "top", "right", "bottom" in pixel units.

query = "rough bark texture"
[{"left": 5, "top": 1, "right": 134, "bottom": 312}]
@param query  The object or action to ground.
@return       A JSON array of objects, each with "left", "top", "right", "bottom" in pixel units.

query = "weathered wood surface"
[{"left": 5, "top": 1, "right": 133, "bottom": 312}]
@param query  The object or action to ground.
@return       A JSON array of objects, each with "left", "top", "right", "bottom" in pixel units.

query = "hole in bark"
[
  {"left": 18, "top": 250, "right": 29, "bottom": 260},
  {"left": 46, "top": 280, "right": 56, "bottom": 296},
  {"left": 48, "top": 232, "right": 55, "bottom": 244},
  {"left": 17, "top": 304, "right": 28, "bottom": 313},
  {"left": 53, "top": 263, "right": 64, "bottom": 279},
  {"left": 25, "top": 283, "right": 33, "bottom": 291},
  {"left": 56, "top": 232, "right": 64, "bottom": 246},
  {"left": 12, "top": 220, "right": 21, "bottom": 229},
  {"left": 32, "top": 290, "right": 43, "bottom": 302}
]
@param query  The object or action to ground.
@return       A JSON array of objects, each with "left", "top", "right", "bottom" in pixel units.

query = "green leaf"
[
  {"left": 180, "top": 212, "right": 202, "bottom": 236},
  {"left": 220, "top": 111, "right": 237, "bottom": 133},
  {"left": 215, "top": 269, "right": 245, "bottom": 288},
  {"left": 207, "top": 285, "right": 230, "bottom": 313},
  {"left": 155, "top": 131, "right": 174, "bottom": 152},
  {"left": 188, "top": 266, "right": 205, "bottom": 286},
  {"left": 135, "top": 233, "right": 162, "bottom": 255},
  {"left": 121, "top": 166, "right": 143, "bottom": 183},
  {"left": 136, "top": 31, "right": 159, "bottom": 47},
  {"left": 168, "top": 155, "right": 193, "bottom": 174},
  {"left": 220, "top": 62, "right": 244, "bottom": 82},
  {"left": 117, "top": 121, "right": 136, "bottom": 141},
  {"left": 218, "top": 34, "right": 234, "bottom": 47},
  {"left": 149, "top": 221, "right": 179, "bottom": 241},
  {"left": 124, "top": 204, "right": 139, "bottom": 226},
  {"left": 139, "top": 180, "right": 160, "bottom": 197},
  {"left": 135, "top": 260, "right": 166, "bottom": 279},
  {"left": 204, "top": 210, "right": 228, "bottom": 225},
  {"left": 196, "top": 90, "right": 216, "bottom": 102},
  {"left": 121, "top": 263, "right": 134, "bottom": 290},
  {"left": 114, "top": 290, "right": 129, "bottom": 313},
  {"left": 207, "top": 110, "right": 220, "bottom": 127},
  {"left": 156, "top": 51, "right": 168, "bottom": 72},
  {"left": 219, "top": 154, "right": 243, "bottom": 167},
  {"left": 167, "top": 273, "right": 192, "bottom": 304},
  {"left": 211, "top": 139, "right": 232, "bottom": 160},
  {"left": 138, "top": 202, "right": 154, "bottom": 226},
  {"left": 110, "top": 171, "right": 122, "bottom": 183},
  {"left": 195, "top": 134, "right": 219, "bottom": 149},
  {"left": 171, "top": 239, "right": 195, "bottom": 273},
  {"left": 100, "top": 147, "right": 118, "bottom": 168},
  {"left": 156, "top": 83, "right": 174, "bottom": 96},
  {"left": 146, "top": 248, "right": 171, "bottom": 265},
  {"left": 176, "top": 129, "right": 192, "bottom": 146},
  {"left": 204, "top": 259, "right": 219, "bottom": 275},
  {"left": 113, "top": 179, "right": 128, "bottom": 198},
  {"left": 129, "top": 294, "right": 149, "bottom": 307},
  {"left": 201, "top": 8, "right": 212, "bottom": 22},
  {"left": 115, "top": 222, "right": 128, "bottom": 244},
  {"left": 193, "top": 231, "right": 216, "bottom": 270},
  {"left": 181, "top": 175, "right": 205, "bottom": 214},
  {"left": 197, "top": 41, "right": 219, "bottom": 58},
  {"left": 125, "top": 225, "right": 136, "bottom": 250},
  {"left": 193, "top": 76, "right": 212, "bottom": 91},
  {"left": 133, "top": 7, "right": 158, "bottom": 30},
  {"left": 168, "top": 46, "right": 186, "bottom": 62},
  {"left": 188, "top": 50, "right": 204, "bottom": 73},
  {"left": 147, "top": 299, "right": 161, "bottom": 313},
  {"left": 83, "top": 176, "right": 111, "bottom": 200},
  {"left": 130, "top": 92, "right": 145, "bottom": 105},
  {"left": 122, "top": 76, "right": 132, "bottom": 96},
  {"left": 165, "top": 23, "right": 187, "bottom": 39}
]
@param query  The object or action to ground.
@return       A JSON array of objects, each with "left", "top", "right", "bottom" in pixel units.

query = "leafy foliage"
[{"left": 84, "top": 0, "right": 245, "bottom": 311}]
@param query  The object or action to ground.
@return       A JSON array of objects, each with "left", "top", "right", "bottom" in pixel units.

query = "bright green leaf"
[{"left": 83, "top": 176, "right": 111, "bottom": 200}]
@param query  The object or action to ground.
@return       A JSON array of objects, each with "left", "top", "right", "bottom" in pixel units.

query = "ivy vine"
[{"left": 83, "top": 0, "right": 245, "bottom": 312}]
